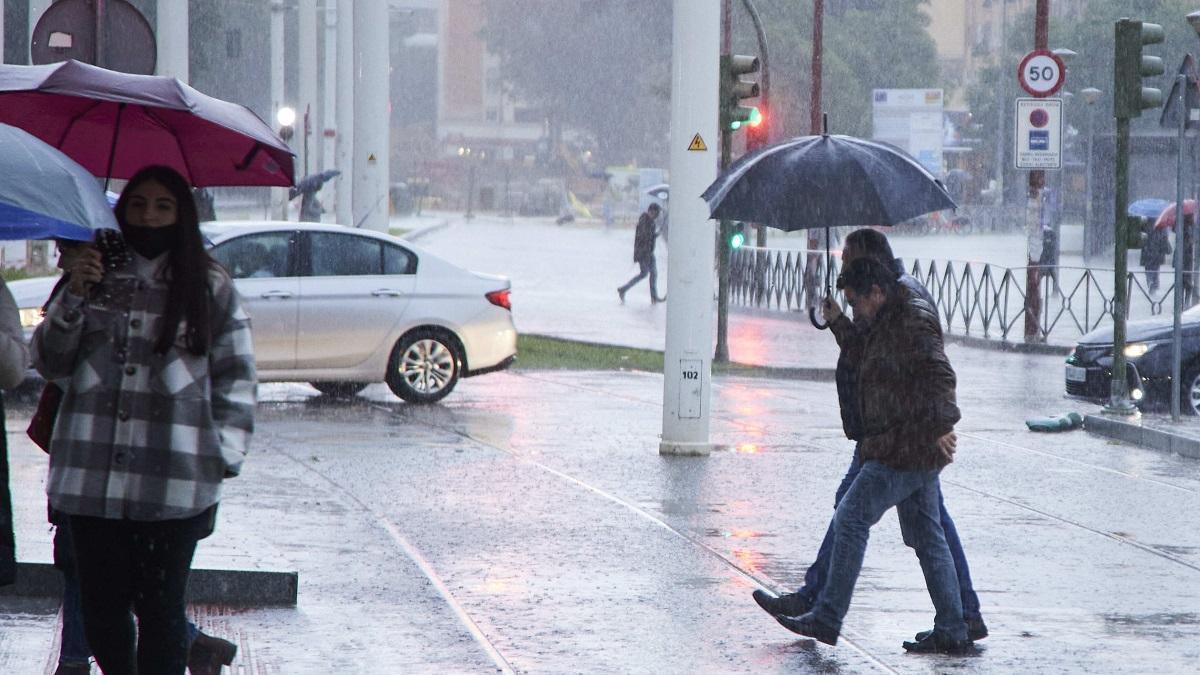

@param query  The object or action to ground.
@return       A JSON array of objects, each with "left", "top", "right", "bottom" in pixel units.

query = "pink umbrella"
[
  {"left": 1154, "top": 199, "right": 1199, "bottom": 230},
  {"left": 0, "top": 60, "right": 294, "bottom": 187}
]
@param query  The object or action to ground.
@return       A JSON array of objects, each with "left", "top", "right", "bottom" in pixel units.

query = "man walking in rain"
[
  {"left": 752, "top": 230, "right": 986, "bottom": 648},
  {"left": 617, "top": 202, "right": 665, "bottom": 304},
  {"left": 753, "top": 253, "right": 975, "bottom": 653}
]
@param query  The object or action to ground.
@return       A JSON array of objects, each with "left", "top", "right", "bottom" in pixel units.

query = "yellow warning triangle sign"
[{"left": 687, "top": 133, "right": 708, "bottom": 151}]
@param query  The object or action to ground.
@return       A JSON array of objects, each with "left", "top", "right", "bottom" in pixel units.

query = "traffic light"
[
  {"left": 1114, "top": 18, "right": 1165, "bottom": 119},
  {"left": 720, "top": 54, "right": 760, "bottom": 132},
  {"left": 730, "top": 222, "right": 746, "bottom": 249}
]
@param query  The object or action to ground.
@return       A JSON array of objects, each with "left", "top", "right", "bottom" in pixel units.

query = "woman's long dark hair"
[{"left": 114, "top": 165, "right": 216, "bottom": 356}]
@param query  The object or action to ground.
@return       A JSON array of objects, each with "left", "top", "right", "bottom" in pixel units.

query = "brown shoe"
[{"left": 188, "top": 631, "right": 237, "bottom": 675}]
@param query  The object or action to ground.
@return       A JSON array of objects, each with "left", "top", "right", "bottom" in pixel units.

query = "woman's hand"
[
  {"left": 936, "top": 431, "right": 957, "bottom": 463},
  {"left": 65, "top": 246, "right": 103, "bottom": 297},
  {"left": 820, "top": 297, "right": 843, "bottom": 323}
]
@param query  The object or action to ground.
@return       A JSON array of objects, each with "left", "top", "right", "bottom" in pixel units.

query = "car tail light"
[{"left": 486, "top": 289, "right": 511, "bottom": 310}]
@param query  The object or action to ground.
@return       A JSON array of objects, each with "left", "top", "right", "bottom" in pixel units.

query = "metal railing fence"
[{"left": 729, "top": 245, "right": 1200, "bottom": 344}]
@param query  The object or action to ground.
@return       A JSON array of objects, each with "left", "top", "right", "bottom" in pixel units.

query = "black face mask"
[{"left": 122, "top": 224, "right": 178, "bottom": 259}]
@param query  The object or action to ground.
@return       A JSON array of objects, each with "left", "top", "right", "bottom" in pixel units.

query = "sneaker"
[
  {"left": 751, "top": 589, "right": 811, "bottom": 618},
  {"left": 914, "top": 616, "right": 988, "bottom": 642},
  {"left": 775, "top": 611, "right": 839, "bottom": 646},
  {"left": 902, "top": 630, "right": 976, "bottom": 655},
  {"left": 188, "top": 631, "right": 238, "bottom": 675}
]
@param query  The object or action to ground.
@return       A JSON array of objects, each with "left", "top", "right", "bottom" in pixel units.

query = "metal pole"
[
  {"left": 994, "top": 0, "right": 1008, "bottom": 206},
  {"left": 661, "top": 0, "right": 720, "bottom": 456},
  {"left": 323, "top": 4, "right": 338, "bottom": 219},
  {"left": 715, "top": 0, "right": 731, "bottom": 364},
  {"left": 805, "top": 0, "right": 824, "bottom": 310},
  {"left": 1173, "top": 72, "right": 1187, "bottom": 421},
  {"left": 738, "top": 0, "right": 769, "bottom": 247},
  {"left": 1024, "top": 0, "right": 1050, "bottom": 343},
  {"left": 1085, "top": 102, "right": 1096, "bottom": 260},
  {"left": 94, "top": 0, "right": 104, "bottom": 68},
  {"left": 270, "top": 0, "right": 287, "bottom": 219},
  {"left": 1109, "top": 114, "right": 1136, "bottom": 413}
]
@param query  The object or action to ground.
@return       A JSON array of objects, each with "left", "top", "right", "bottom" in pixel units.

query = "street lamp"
[
  {"left": 458, "top": 146, "right": 476, "bottom": 219},
  {"left": 276, "top": 106, "right": 296, "bottom": 141},
  {"left": 1081, "top": 87, "right": 1103, "bottom": 260}
]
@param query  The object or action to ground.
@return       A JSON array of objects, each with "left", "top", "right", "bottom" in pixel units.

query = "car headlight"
[
  {"left": 18, "top": 308, "right": 43, "bottom": 329},
  {"left": 1123, "top": 342, "right": 1155, "bottom": 358}
]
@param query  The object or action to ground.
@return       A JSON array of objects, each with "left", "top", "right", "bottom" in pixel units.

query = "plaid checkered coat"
[{"left": 32, "top": 254, "right": 256, "bottom": 521}]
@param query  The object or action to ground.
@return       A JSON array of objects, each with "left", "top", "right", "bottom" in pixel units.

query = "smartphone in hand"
[{"left": 94, "top": 228, "right": 131, "bottom": 272}]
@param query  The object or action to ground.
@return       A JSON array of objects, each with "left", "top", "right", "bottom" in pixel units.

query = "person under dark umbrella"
[
  {"left": 1140, "top": 216, "right": 1171, "bottom": 294},
  {"left": 289, "top": 170, "right": 341, "bottom": 222},
  {"left": 617, "top": 202, "right": 665, "bottom": 304}
]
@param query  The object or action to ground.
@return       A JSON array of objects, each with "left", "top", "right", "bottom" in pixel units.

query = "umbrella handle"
[{"left": 809, "top": 306, "right": 829, "bottom": 330}]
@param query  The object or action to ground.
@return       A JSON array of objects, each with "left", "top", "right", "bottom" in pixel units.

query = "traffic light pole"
[
  {"left": 1109, "top": 115, "right": 1136, "bottom": 413},
  {"left": 715, "top": 0, "right": 732, "bottom": 364}
]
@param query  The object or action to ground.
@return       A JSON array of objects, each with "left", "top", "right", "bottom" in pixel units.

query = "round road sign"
[{"left": 1017, "top": 49, "right": 1065, "bottom": 98}]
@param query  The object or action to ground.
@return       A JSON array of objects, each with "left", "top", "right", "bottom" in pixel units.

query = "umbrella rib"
[
  {"left": 54, "top": 98, "right": 105, "bottom": 149},
  {"left": 144, "top": 107, "right": 198, "bottom": 185}
]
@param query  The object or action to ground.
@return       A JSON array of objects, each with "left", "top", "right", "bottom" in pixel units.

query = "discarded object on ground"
[{"left": 1025, "top": 412, "right": 1084, "bottom": 433}]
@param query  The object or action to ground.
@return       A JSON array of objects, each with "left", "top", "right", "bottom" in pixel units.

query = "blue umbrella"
[
  {"left": 1128, "top": 198, "right": 1170, "bottom": 220},
  {"left": 0, "top": 122, "right": 117, "bottom": 241}
]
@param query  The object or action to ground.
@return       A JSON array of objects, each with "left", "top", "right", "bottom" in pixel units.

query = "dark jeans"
[
  {"left": 1145, "top": 265, "right": 1161, "bottom": 292},
  {"left": 796, "top": 448, "right": 982, "bottom": 621},
  {"left": 618, "top": 256, "right": 659, "bottom": 300},
  {"left": 810, "top": 460, "right": 966, "bottom": 639},
  {"left": 55, "top": 521, "right": 200, "bottom": 667},
  {"left": 69, "top": 512, "right": 208, "bottom": 675}
]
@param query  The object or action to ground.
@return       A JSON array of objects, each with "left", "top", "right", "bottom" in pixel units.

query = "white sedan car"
[{"left": 11, "top": 221, "right": 518, "bottom": 403}]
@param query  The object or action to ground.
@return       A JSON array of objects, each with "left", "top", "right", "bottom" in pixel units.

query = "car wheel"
[
  {"left": 310, "top": 382, "right": 369, "bottom": 397},
  {"left": 1182, "top": 366, "right": 1200, "bottom": 416},
  {"left": 386, "top": 329, "right": 461, "bottom": 404}
]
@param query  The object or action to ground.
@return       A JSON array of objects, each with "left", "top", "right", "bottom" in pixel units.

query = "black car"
[{"left": 1066, "top": 307, "right": 1200, "bottom": 414}]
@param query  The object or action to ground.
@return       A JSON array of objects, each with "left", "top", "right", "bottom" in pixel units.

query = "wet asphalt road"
[{"left": 4, "top": 345, "right": 1200, "bottom": 672}]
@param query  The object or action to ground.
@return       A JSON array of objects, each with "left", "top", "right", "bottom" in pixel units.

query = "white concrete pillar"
[
  {"left": 28, "top": 0, "right": 50, "bottom": 63},
  {"left": 270, "top": 0, "right": 287, "bottom": 218},
  {"left": 322, "top": 4, "right": 338, "bottom": 219},
  {"left": 335, "top": 0, "right": 353, "bottom": 226},
  {"left": 156, "top": 0, "right": 189, "bottom": 81},
  {"left": 297, "top": 0, "right": 317, "bottom": 178},
  {"left": 352, "top": 0, "right": 388, "bottom": 232},
  {"left": 0, "top": 3, "right": 6, "bottom": 65},
  {"left": 660, "top": 0, "right": 721, "bottom": 455}
]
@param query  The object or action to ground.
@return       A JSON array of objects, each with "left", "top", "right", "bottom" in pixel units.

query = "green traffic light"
[{"left": 730, "top": 231, "right": 745, "bottom": 249}]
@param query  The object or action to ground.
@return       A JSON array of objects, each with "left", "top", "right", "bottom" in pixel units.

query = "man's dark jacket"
[
  {"left": 832, "top": 260, "right": 935, "bottom": 441},
  {"left": 632, "top": 211, "right": 657, "bottom": 263},
  {"left": 831, "top": 286, "right": 959, "bottom": 471}
]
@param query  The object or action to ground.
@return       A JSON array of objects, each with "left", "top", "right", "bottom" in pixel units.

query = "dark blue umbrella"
[
  {"left": 703, "top": 134, "right": 956, "bottom": 231},
  {"left": 1128, "top": 198, "right": 1170, "bottom": 220}
]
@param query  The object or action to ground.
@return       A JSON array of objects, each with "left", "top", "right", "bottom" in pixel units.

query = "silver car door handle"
[
  {"left": 371, "top": 289, "right": 404, "bottom": 297},
  {"left": 260, "top": 290, "right": 294, "bottom": 299}
]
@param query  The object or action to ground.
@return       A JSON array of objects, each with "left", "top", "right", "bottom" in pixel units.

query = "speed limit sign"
[{"left": 1017, "top": 49, "right": 1065, "bottom": 97}]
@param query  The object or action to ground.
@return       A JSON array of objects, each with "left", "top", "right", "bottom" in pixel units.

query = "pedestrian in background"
[
  {"left": 1141, "top": 217, "right": 1170, "bottom": 294},
  {"left": 617, "top": 202, "right": 665, "bottom": 304},
  {"left": 0, "top": 271, "right": 31, "bottom": 591},
  {"left": 771, "top": 257, "right": 971, "bottom": 653},
  {"left": 32, "top": 165, "right": 256, "bottom": 674},
  {"left": 753, "top": 229, "right": 985, "bottom": 651}
]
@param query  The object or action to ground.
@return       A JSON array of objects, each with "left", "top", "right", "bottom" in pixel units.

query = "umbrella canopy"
[
  {"left": 1154, "top": 199, "right": 1198, "bottom": 230},
  {"left": 1129, "top": 198, "right": 1170, "bottom": 220},
  {"left": 0, "top": 122, "right": 117, "bottom": 241},
  {"left": 289, "top": 169, "right": 341, "bottom": 200},
  {"left": 0, "top": 60, "right": 294, "bottom": 187},
  {"left": 703, "top": 134, "right": 956, "bottom": 231}
]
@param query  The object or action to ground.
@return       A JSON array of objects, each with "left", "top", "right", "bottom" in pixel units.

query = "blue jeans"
[
  {"left": 797, "top": 448, "right": 982, "bottom": 621},
  {"left": 809, "top": 460, "right": 967, "bottom": 640}
]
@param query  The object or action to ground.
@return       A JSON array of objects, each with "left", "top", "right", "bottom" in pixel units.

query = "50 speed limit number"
[{"left": 1017, "top": 49, "right": 1065, "bottom": 98}]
